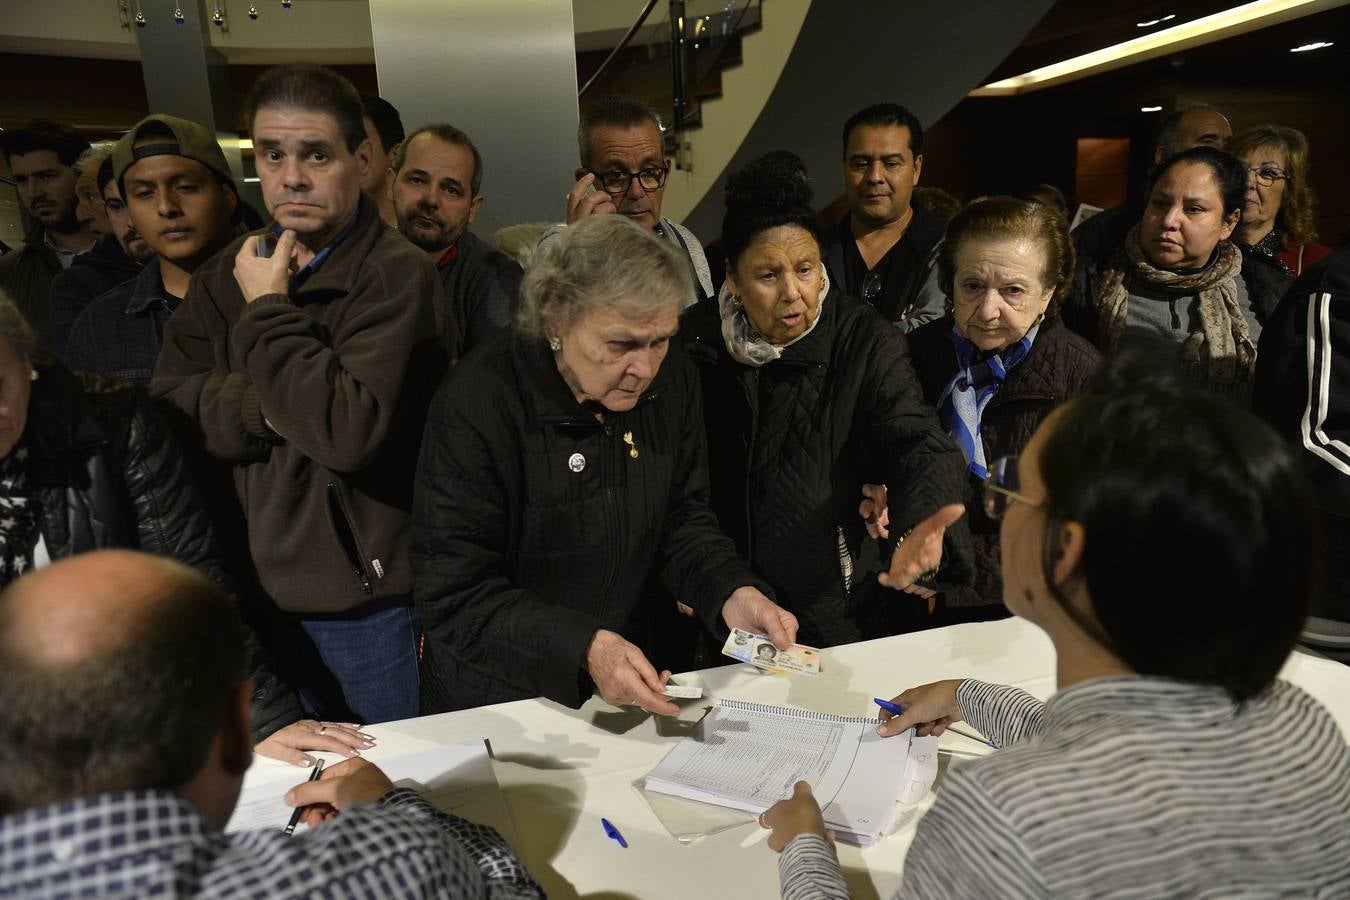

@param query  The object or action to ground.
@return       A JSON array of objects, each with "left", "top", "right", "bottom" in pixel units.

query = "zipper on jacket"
[
  {"left": 598, "top": 424, "right": 621, "bottom": 614},
  {"left": 740, "top": 369, "right": 760, "bottom": 561},
  {"left": 326, "top": 481, "right": 373, "bottom": 595}
]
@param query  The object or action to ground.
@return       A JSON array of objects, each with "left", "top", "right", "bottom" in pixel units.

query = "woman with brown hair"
[
  {"left": 1230, "top": 125, "right": 1332, "bottom": 277},
  {"left": 904, "top": 196, "right": 1100, "bottom": 621}
]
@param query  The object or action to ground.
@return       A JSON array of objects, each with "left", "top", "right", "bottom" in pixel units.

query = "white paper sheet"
[{"left": 225, "top": 737, "right": 518, "bottom": 845}]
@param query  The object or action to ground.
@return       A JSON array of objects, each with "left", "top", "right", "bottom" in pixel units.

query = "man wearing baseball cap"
[{"left": 65, "top": 114, "right": 240, "bottom": 385}]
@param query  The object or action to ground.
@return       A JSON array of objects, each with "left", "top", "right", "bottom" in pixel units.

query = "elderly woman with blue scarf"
[{"left": 900, "top": 196, "right": 1100, "bottom": 623}]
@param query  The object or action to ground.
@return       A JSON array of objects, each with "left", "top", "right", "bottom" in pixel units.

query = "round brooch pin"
[{"left": 568, "top": 452, "right": 586, "bottom": 473}]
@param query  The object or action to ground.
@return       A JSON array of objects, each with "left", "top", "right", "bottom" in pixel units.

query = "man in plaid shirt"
[{"left": 0, "top": 551, "right": 543, "bottom": 899}]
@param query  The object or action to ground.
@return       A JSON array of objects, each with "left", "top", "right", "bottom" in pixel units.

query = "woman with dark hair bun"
[
  {"left": 1064, "top": 146, "right": 1290, "bottom": 406},
  {"left": 680, "top": 159, "right": 973, "bottom": 648},
  {"left": 905, "top": 197, "right": 1100, "bottom": 623},
  {"left": 759, "top": 365, "right": 1350, "bottom": 897}
]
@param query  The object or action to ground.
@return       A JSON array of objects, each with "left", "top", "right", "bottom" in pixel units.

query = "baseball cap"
[{"left": 112, "top": 114, "right": 233, "bottom": 184}]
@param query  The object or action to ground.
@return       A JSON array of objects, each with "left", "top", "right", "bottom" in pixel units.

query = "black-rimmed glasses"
[
  {"left": 982, "top": 456, "right": 1041, "bottom": 520},
  {"left": 1246, "top": 165, "right": 1289, "bottom": 187},
  {"left": 591, "top": 163, "right": 670, "bottom": 196}
]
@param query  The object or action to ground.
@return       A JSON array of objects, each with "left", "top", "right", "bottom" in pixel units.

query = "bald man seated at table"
[{"left": 0, "top": 550, "right": 543, "bottom": 899}]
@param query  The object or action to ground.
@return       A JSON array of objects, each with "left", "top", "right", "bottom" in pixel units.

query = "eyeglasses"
[
  {"left": 591, "top": 164, "right": 670, "bottom": 196},
  {"left": 982, "top": 456, "right": 1041, "bottom": 520},
  {"left": 861, "top": 271, "right": 882, "bottom": 304},
  {"left": 1246, "top": 165, "right": 1289, "bottom": 187}
]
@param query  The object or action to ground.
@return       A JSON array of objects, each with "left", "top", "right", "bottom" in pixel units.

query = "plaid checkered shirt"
[{"left": 0, "top": 786, "right": 544, "bottom": 899}]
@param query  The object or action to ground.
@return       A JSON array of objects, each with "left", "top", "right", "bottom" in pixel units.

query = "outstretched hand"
[
  {"left": 721, "top": 585, "right": 798, "bottom": 650},
  {"left": 586, "top": 629, "right": 678, "bottom": 716},
  {"left": 879, "top": 504, "right": 965, "bottom": 595}
]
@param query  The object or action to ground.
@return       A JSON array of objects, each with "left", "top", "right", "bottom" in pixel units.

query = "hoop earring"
[{"left": 548, "top": 336, "right": 561, "bottom": 351}]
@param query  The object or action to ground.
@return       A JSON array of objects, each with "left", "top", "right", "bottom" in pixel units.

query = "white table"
[{"left": 243, "top": 619, "right": 1350, "bottom": 900}]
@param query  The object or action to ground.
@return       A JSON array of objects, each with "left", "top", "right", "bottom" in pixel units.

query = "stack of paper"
[{"left": 643, "top": 699, "right": 912, "bottom": 846}]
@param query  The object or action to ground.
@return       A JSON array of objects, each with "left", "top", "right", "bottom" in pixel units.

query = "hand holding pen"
[
  {"left": 873, "top": 679, "right": 999, "bottom": 749},
  {"left": 284, "top": 757, "right": 396, "bottom": 830}
]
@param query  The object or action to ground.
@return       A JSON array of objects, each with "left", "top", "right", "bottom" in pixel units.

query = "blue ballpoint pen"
[
  {"left": 601, "top": 817, "right": 628, "bottom": 848},
  {"left": 873, "top": 698, "right": 999, "bottom": 749}
]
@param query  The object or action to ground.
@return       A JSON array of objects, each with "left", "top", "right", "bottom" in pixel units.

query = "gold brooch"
[{"left": 623, "top": 431, "right": 639, "bottom": 459}]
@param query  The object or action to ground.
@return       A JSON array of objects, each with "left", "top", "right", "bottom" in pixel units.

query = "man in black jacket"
[
  {"left": 51, "top": 153, "right": 153, "bottom": 362},
  {"left": 0, "top": 120, "right": 97, "bottom": 349},
  {"left": 823, "top": 103, "right": 945, "bottom": 333},
  {"left": 1253, "top": 245, "right": 1350, "bottom": 623},
  {"left": 391, "top": 124, "right": 521, "bottom": 357},
  {"left": 66, "top": 114, "right": 239, "bottom": 385}
]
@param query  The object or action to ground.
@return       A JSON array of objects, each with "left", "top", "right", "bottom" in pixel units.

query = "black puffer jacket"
[
  {"left": 681, "top": 291, "right": 974, "bottom": 647},
  {"left": 907, "top": 316, "right": 1101, "bottom": 609},
  {"left": 412, "top": 333, "right": 770, "bottom": 713},
  {"left": 24, "top": 365, "right": 301, "bottom": 742}
]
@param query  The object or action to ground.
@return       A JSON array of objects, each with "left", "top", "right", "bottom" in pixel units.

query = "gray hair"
[
  {"left": 516, "top": 215, "right": 690, "bottom": 340},
  {"left": 0, "top": 292, "right": 37, "bottom": 361}
]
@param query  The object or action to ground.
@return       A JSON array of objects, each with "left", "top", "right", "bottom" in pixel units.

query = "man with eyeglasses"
[
  {"left": 537, "top": 95, "right": 713, "bottom": 307},
  {"left": 823, "top": 103, "right": 946, "bottom": 334}
]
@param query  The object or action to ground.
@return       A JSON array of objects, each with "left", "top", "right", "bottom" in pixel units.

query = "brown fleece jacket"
[{"left": 152, "top": 199, "right": 451, "bottom": 614}]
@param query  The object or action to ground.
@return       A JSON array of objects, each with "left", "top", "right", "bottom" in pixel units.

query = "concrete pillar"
[{"left": 367, "top": 0, "right": 580, "bottom": 239}]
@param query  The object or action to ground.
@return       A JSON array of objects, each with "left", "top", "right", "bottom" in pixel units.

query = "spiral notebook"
[{"left": 643, "top": 699, "right": 913, "bottom": 846}]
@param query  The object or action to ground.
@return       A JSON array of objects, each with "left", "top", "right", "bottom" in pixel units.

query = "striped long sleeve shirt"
[{"left": 779, "top": 676, "right": 1350, "bottom": 899}]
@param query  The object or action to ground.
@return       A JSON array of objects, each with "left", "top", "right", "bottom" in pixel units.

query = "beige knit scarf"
[{"left": 1096, "top": 226, "right": 1253, "bottom": 385}]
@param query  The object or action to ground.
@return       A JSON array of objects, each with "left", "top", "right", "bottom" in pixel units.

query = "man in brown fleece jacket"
[{"left": 153, "top": 63, "right": 451, "bottom": 726}]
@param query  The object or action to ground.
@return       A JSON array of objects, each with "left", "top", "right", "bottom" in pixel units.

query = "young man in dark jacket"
[
  {"left": 390, "top": 124, "right": 521, "bottom": 357},
  {"left": 66, "top": 114, "right": 240, "bottom": 385},
  {"left": 51, "top": 154, "right": 152, "bottom": 361},
  {"left": 0, "top": 120, "right": 97, "bottom": 350},
  {"left": 153, "top": 63, "right": 450, "bottom": 725}
]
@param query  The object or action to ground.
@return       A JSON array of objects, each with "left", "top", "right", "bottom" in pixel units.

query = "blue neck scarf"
[{"left": 936, "top": 324, "right": 1039, "bottom": 479}]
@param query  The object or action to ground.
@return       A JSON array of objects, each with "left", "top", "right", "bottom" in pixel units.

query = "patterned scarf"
[
  {"left": 0, "top": 443, "right": 39, "bottom": 585},
  {"left": 718, "top": 267, "right": 830, "bottom": 368},
  {"left": 936, "top": 324, "right": 1039, "bottom": 479},
  {"left": 1096, "top": 226, "right": 1252, "bottom": 385}
]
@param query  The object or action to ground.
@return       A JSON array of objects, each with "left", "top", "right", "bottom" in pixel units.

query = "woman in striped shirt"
[{"left": 760, "top": 364, "right": 1350, "bottom": 898}]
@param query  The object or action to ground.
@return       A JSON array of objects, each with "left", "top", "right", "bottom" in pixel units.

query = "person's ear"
[
  {"left": 574, "top": 166, "right": 588, "bottom": 182},
  {"left": 1050, "top": 521, "right": 1085, "bottom": 588},
  {"left": 354, "top": 137, "right": 374, "bottom": 184},
  {"left": 1219, "top": 209, "right": 1240, "bottom": 242},
  {"left": 912, "top": 153, "right": 924, "bottom": 186},
  {"left": 723, "top": 259, "right": 739, "bottom": 298},
  {"left": 220, "top": 681, "right": 254, "bottom": 777},
  {"left": 467, "top": 194, "right": 484, "bottom": 225},
  {"left": 1154, "top": 145, "right": 1168, "bottom": 167}
]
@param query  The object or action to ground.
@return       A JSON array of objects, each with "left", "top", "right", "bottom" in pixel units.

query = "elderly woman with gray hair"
[{"left": 412, "top": 215, "right": 797, "bottom": 715}]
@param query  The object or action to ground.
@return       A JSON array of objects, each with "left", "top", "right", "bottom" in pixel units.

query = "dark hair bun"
[{"left": 724, "top": 159, "right": 814, "bottom": 214}]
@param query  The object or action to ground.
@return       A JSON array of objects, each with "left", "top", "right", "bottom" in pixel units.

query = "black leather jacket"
[{"left": 24, "top": 364, "right": 301, "bottom": 742}]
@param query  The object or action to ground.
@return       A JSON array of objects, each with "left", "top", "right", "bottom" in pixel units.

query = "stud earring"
[
  {"left": 548, "top": 336, "right": 561, "bottom": 351},
  {"left": 29, "top": 368, "right": 39, "bottom": 382}
]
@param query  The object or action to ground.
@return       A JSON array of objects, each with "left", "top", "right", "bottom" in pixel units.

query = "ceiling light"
[
  {"left": 1290, "top": 40, "right": 1334, "bottom": 51},
  {"left": 1137, "top": 14, "right": 1176, "bottom": 26},
  {"left": 973, "top": 0, "right": 1336, "bottom": 96},
  {"left": 1141, "top": 105, "right": 1163, "bottom": 112}
]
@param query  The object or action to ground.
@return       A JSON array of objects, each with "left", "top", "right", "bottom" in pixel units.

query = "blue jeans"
[{"left": 298, "top": 603, "right": 420, "bottom": 724}]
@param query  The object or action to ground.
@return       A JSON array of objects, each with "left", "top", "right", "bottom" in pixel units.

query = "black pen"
[{"left": 283, "top": 758, "right": 325, "bottom": 835}]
